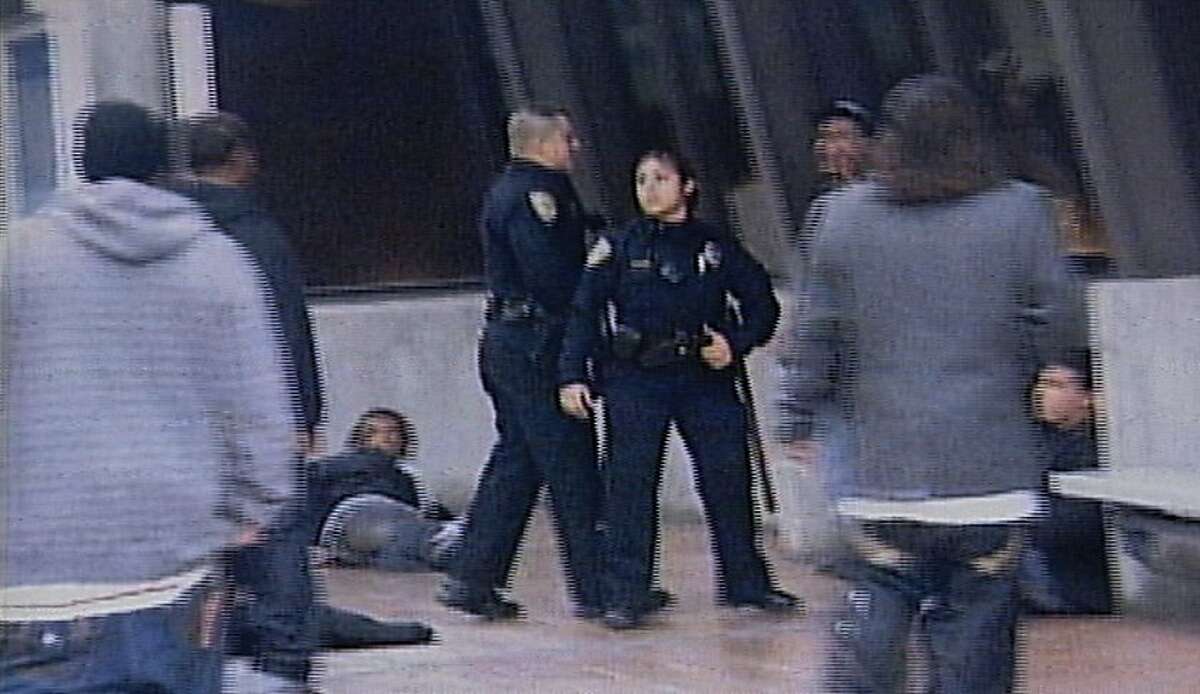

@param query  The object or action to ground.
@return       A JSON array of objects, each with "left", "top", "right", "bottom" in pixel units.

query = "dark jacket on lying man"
[{"left": 305, "top": 450, "right": 460, "bottom": 571}]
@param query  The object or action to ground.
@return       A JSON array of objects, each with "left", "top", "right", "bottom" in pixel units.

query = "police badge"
[
  {"left": 528, "top": 190, "right": 558, "bottom": 223},
  {"left": 698, "top": 240, "right": 722, "bottom": 274},
  {"left": 586, "top": 237, "right": 612, "bottom": 268}
]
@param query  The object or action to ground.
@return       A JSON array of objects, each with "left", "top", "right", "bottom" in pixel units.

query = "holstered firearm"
[{"left": 484, "top": 295, "right": 563, "bottom": 364}]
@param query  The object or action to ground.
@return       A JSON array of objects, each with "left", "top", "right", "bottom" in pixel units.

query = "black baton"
[{"left": 733, "top": 355, "right": 778, "bottom": 516}]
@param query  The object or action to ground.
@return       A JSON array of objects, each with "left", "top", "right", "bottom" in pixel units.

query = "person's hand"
[
  {"left": 701, "top": 328, "right": 733, "bottom": 370},
  {"left": 299, "top": 429, "right": 326, "bottom": 460},
  {"left": 782, "top": 440, "right": 821, "bottom": 466},
  {"left": 558, "top": 382, "right": 594, "bottom": 419}
]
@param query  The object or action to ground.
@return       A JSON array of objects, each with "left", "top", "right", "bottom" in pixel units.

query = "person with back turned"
[
  {"left": 435, "top": 106, "right": 608, "bottom": 620},
  {"left": 1, "top": 101, "right": 296, "bottom": 692},
  {"left": 781, "top": 75, "right": 1083, "bottom": 693},
  {"left": 176, "top": 113, "right": 433, "bottom": 688}
]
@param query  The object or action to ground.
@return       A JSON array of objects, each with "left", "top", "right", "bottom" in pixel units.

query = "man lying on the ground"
[{"left": 308, "top": 409, "right": 463, "bottom": 572}]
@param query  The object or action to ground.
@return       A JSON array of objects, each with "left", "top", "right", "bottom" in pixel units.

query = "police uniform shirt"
[
  {"left": 559, "top": 217, "right": 779, "bottom": 384},
  {"left": 481, "top": 159, "right": 588, "bottom": 317}
]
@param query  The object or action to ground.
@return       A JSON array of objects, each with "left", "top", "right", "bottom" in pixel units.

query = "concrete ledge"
[{"left": 1052, "top": 470, "right": 1200, "bottom": 519}]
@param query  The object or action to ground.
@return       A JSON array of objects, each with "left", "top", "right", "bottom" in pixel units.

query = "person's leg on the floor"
[{"left": 1, "top": 578, "right": 225, "bottom": 694}]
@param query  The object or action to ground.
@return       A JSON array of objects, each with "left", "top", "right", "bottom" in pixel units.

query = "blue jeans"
[
  {"left": 0, "top": 580, "right": 223, "bottom": 693},
  {"left": 827, "top": 522, "right": 1022, "bottom": 694}
]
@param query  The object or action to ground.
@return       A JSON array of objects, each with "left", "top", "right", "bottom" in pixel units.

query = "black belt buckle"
[
  {"left": 0, "top": 618, "right": 100, "bottom": 659},
  {"left": 487, "top": 297, "right": 537, "bottom": 323},
  {"left": 638, "top": 330, "right": 706, "bottom": 368},
  {"left": 500, "top": 300, "right": 535, "bottom": 321}
]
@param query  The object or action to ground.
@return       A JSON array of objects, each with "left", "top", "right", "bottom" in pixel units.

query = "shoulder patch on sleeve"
[
  {"left": 586, "top": 236, "right": 613, "bottom": 268},
  {"left": 528, "top": 190, "right": 558, "bottom": 223}
]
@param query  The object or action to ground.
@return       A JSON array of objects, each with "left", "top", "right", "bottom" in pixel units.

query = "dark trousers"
[
  {"left": 602, "top": 371, "right": 772, "bottom": 608},
  {"left": 0, "top": 580, "right": 224, "bottom": 693},
  {"left": 228, "top": 509, "right": 319, "bottom": 680},
  {"left": 450, "top": 328, "right": 605, "bottom": 607},
  {"left": 1020, "top": 497, "right": 1112, "bottom": 614},
  {"left": 827, "top": 522, "right": 1021, "bottom": 694}
]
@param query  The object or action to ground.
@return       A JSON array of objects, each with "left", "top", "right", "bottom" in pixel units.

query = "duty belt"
[
  {"left": 611, "top": 326, "right": 712, "bottom": 369},
  {"left": 484, "top": 296, "right": 559, "bottom": 324}
]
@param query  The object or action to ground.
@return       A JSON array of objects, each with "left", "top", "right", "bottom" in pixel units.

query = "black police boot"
[
  {"left": 603, "top": 605, "right": 645, "bottom": 630},
  {"left": 436, "top": 578, "right": 523, "bottom": 620},
  {"left": 573, "top": 602, "right": 606, "bottom": 620},
  {"left": 318, "top": 605, "right": 436, "bottom": 649},
  {"left": 727, "top": 589, "right": 805, "bottom": 614},
  {"left": 646, "top": 588, "right": 676, "bottom": 614}
]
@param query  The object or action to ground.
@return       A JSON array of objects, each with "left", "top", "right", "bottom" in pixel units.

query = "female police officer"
[{"left": 558, "top": 151, "right": 801, "bottom": 629}]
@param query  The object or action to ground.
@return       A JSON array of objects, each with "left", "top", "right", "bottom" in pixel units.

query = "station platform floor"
[{"left": 316, "top": 513, "right": 1200, "bottom": 693}]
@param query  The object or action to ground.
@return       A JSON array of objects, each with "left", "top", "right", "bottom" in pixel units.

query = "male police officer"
[{"left": 436, "top": 107, "right": 606, "bottom": 619}]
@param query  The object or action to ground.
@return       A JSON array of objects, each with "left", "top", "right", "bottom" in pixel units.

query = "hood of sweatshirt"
[{"left": 56, "top": 178, "right": 207, "bottom": 264}]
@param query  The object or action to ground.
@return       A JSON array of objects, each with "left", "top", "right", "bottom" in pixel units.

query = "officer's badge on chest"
[
  {"left": 697, "top": 240, "right": 722, "bottom": 275},
  {"left": 528, "top": 190, "right": 558, "bottom": 223}
]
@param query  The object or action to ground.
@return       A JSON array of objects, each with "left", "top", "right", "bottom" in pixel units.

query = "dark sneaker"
[
  {"left": 728, "top": 589, "right": 805, "bottom": 614},
  {"left": 437, "top": 579, "right": 523, "bottom": 620}
]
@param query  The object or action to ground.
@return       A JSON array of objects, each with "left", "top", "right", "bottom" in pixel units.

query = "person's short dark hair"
[
  {"left": 186, "top": 112, "right": 255, "bottom": 173},
  {"left": 347, "top": 408, "right": 416, "bottom": 455},
  {"left": 814, "top": 99, "right": 874, "bottom": 136},
  {"left": 635, "top": 148, "right": 701, "bottom": 213},
  {"left": 875, "top": 74, "right": 1003, "bottom": 204},
  {"left": 77, "top": 101, "right": 168, "bottom": 183}
]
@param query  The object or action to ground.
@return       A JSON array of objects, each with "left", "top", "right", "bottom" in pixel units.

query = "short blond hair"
[{"left": 507, "top": 106, "right": 570, "bottom": 158}]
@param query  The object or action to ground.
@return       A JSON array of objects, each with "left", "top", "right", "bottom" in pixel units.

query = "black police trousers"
[
  {"left": 826, "top": 521, "right": 1021, "bottom": 694},
  {"left": 602, "top": 369, "right": 773, "bottom": 609},
  {"left": 449, "top": 324, "right": 605, "bottom": 607}
]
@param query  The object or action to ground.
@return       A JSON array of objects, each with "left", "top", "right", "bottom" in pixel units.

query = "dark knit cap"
[
  {"left": 814, "top": 99, "right": 875, "bottom": 136},
  {"left": 78, "top": 101, "right": 168, "bottom": 183}
]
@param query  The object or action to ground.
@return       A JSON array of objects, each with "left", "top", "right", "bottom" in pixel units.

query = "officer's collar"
[
  {"left": 509, "top": 158, "right": 566, "bottom": 176},
  {"left": 643, "top": 215, "right": 696, "bottom": 235}
]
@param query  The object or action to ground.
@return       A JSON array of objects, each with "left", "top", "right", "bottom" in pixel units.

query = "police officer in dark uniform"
[
  {"left": 436, "top": 106, "right": 606, "bottom": 619},
  {"left": 559, "top": 150, "right": 801, "bottom": 629}
]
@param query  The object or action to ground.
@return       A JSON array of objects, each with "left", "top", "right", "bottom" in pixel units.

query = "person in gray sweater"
[
  {"left": 780, "top": 75, "right": 1082, "bottom": 693},
  {"left": 1, "top": 102, "right": 298, "bottom": 692}
]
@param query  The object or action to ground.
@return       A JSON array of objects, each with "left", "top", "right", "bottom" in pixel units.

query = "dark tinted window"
[{"left": 209, "top": 0, "right": 504, "bottom": 288}]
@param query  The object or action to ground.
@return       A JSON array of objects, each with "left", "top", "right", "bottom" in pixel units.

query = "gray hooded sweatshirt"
[{"left": 2, "top": 179, "right": 298, "bottom": 620}]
